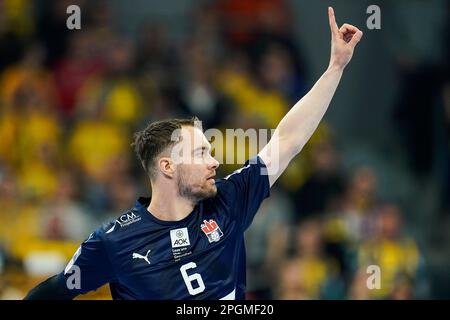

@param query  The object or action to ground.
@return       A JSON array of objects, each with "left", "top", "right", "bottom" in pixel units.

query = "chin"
[
  {"left": 204, "top": 187, "right": 217, "bottom": 199},
  {"left": 179, "top": 182, "right": 217, "bottom": 202},
  {"left": 200, "top": 185, "right": 217, "bottom": 199}
]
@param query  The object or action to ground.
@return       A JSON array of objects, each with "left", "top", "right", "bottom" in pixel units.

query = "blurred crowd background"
[{"left": 0, "top": 0, "right": 449, "bottom": 299}]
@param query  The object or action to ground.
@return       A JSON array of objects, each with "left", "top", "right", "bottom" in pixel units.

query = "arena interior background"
[{"left": 0, "top": 0, "right": 449, "bottom": 299}]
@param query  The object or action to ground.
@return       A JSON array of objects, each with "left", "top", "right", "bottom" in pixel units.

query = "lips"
[
  {"left": 206, "top": 172, "right": 216, "bottom": 180},
  {"left": 206, "top": 174, "right": 216, "bottom": 184}
]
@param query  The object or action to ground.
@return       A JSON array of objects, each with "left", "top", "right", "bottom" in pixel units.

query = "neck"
[{"left": 147, "top": 182, "right": 196, "bottom": 221}]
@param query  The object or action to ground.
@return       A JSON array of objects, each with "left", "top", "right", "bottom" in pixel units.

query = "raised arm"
[{"left": 258, "top": 7, "right": 363, "bottom": 187}]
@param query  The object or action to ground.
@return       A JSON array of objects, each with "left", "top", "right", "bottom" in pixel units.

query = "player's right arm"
[
  {"left": 24, "top": 228, "right": 116, "bottom": 300},
  {"left": 24, "top": 274, "right": 79, "bottom": 300},
  {"left": 258, "top": 7, "right": 363, "bottom": 187}
]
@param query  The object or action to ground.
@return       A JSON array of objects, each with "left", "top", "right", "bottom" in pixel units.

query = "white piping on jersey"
[
  {"left": 64, "top": 246, "right": 82, "bottom": 274},
  {"left": 224, "top": 164, "right": 251, "bottom": 180},
  {"left": 219, "top": 288, "right": 236, "bottom": 300},
  {"left": 106, "top": 223, "right": 116, "bottom": 234}
]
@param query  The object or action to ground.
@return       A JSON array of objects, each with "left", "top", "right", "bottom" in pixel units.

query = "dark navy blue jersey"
[{"left": 58, "top": 156, "right": 270, "bottom": 300}]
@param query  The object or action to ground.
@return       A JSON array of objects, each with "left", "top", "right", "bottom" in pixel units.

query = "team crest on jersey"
[{"left": 201, "top": 219, "right": 224, "bottom": 243}]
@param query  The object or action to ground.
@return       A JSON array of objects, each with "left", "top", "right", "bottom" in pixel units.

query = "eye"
[
  {"left": 195, "top": 148, "right": 210, "bottom": 158},
  {"left": 194, "top": 150, "right": 205, "bottom": 157}
]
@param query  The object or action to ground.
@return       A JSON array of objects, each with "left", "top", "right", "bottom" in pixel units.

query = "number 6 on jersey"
[{"left": 179, "top": 262, "right": 205, "bottom": 295}]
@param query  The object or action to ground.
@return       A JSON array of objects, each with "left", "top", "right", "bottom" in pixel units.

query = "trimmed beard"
[{"left": 176, "top": 168, "right": 217, "bottom": 203}]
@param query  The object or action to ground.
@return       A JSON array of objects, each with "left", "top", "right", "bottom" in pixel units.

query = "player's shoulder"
[
  {"left": 214, "top": 156, "right": 265, "bottom": 191},
  {"left": 219, "top": 156, "right": 266, "bottom": 182},
  {"left": 101, "top": 209, "right": 143, "bottom": 236},
  {"left": 99, "top": 198, "right": 151, "bottom": 238}
]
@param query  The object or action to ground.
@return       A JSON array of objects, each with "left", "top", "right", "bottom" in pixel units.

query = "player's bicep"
[
  {"left": 258, "top": 133, "right": 296, "bottom": 188},
  {"left": 60, "top": 230, "right": 116, "bottom": 295}
]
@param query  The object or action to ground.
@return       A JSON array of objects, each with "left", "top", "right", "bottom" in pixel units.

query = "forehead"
[{"left": 180, "top": 125, "right": 209, "bottom": 149}]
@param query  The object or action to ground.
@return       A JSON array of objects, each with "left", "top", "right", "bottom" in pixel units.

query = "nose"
[{"left": 208, "top": 154, "right": 220, "bottom": 170}]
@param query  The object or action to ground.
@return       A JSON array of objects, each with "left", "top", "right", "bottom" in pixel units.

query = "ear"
[{"left": 158, "top": 157, "right": 175, "bottom": 178}]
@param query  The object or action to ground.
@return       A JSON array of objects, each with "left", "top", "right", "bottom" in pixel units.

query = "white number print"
[{"left": 180, "top": 262, "right": 205, "bottom": 295}]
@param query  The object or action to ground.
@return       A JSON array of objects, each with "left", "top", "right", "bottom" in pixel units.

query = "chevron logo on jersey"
[{"left": 201, "top": 219, "right": 224, "bottom": 243}]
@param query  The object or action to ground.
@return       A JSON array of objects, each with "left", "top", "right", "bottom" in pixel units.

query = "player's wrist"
[{"left": 326, "top": 61, "right": 345, "bottom": 74}]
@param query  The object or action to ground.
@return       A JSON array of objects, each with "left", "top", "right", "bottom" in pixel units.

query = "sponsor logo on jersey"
[
  {"left": 106, "top": 212, "right": 141, "bottom": 233},
  {"left": 170, "top": 227, "right": 191, "bottom": 248},
  {"left": 201, "top": 219, "right": 224, "bottom": 243}
]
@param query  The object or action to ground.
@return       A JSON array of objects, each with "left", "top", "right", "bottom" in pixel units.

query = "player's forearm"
[
  {"left": 275, "top": 64, "right": 344, "bottom": 157},
  {"left": 24, "top": 274, "right": 78, "bottom": 300}
]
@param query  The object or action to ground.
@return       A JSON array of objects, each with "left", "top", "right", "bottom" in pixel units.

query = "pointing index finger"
[{"left": 328, "top": 7, "right": 339, "bottom": 37}]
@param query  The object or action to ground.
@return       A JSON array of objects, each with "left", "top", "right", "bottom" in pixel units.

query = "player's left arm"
[{"left": 259, "top": 7, "right": 363, "bottom": 187}]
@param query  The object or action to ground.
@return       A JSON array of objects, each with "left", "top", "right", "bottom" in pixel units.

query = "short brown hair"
[{"left": 132, "top": 117, "right": 200, "bottom": 179}]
